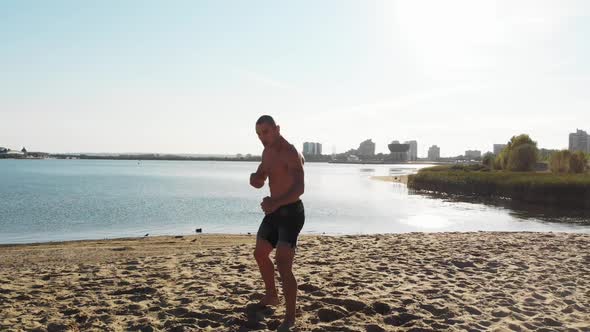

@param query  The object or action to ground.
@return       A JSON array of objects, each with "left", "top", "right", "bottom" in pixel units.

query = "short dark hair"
[{"left": 256, "top": 115, "right": 276, "bottom": 126}]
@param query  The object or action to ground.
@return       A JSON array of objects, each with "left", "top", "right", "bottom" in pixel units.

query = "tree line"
[{"left": 482, "top": 134, "right": 588, "bottom": 174}]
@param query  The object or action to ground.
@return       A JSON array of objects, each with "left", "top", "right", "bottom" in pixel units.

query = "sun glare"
[{"left": 388, "top": 1, "right": 503, "bottom": 75}]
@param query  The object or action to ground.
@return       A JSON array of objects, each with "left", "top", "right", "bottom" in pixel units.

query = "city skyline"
[
  {"left": 2, "top": 1, "right": 589, "bottom": 157},
  {"left": 2, "top": 127, "right": 587, "bottom": 159}
]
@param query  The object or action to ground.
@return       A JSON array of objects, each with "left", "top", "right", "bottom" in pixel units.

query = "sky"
[{"left": 1, "top": 0, "right": 589, "bottom": 157}]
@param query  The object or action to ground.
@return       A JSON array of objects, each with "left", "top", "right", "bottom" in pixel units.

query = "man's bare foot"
[
  {"left": 277, "top": 319, "right": 295, "bottom": 331},
  {"left": 258, "top": 293, "right": 279, "bottom": 306}
]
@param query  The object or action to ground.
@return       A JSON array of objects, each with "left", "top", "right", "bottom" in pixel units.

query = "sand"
[
  {"left": 371, "top": 175, "right": 409, "bottom": 185},
  {"left": 0, "top": 232, "right": 589, "bottom": 331}
]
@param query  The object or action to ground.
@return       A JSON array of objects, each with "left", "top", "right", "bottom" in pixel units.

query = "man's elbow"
[
  {"left": 251, "top": 182, "right": 264, "bottom": 189},
  {"left": 250, "top": 178, "right": 264, "bottom": 189}
]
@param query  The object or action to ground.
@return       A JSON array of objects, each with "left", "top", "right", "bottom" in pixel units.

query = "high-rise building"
[
  {"left": 303, "top": 142, "right": 322, "bottom": 156},
  {"left": 427, "top": 145, "right": 440, "bottom": 161},
  {"left": 465, "top": 150, "right": 482, "bottom": 159},
  {"left": 404, "top": 140, "right": 418, "bottom": 161},
  {"left": 357, "top": 139, "right": 376, "bottom": 157},
  {"left": 493, "top": 144, "right": 507, "bottom": 155},
  {"left": 569, "top": 129, "right": 589, "bottom": 153},
  {"left": 303, "top": 142, "right": 312, "bottom": 155},
  {"left": 387, "top": 141, "right": 410, "bottom": 162}
]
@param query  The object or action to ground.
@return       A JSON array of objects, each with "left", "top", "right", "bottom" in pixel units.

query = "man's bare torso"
[{"left": 261, "top": 137, "right": 304, "bottom": 203}]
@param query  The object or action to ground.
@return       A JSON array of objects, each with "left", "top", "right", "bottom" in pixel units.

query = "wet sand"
[
  {"left": 1, "top": 232, "right": 589, "bottom": 331},
  {"left": 371, "top": 175, "right": 409, "bottom": 185}
]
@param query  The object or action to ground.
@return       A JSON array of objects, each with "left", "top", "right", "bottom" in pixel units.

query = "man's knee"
[
  {"left": 254, "top": 248, "right": 267, "bottom": 261},
  {"left": 275, "top": 246, "right": 295, "bottom": 275},
  {"left": 254, "top": 243, "right": 272, "bottom": 262}
]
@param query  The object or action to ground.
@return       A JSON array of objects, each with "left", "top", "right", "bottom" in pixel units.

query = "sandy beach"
[
  {"left": 1, "top": 232, "right": 589, "bottom": 332},
  {"left": 371, "top": 175, "right": 409, "bottom": 185}
]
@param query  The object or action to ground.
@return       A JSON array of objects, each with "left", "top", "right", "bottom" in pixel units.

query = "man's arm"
[
  {"left": 250, "top": 162, "right": 267, "bottom": 188},
  {"left": 270, "top": 149, "right": 304, "bottom": 207}
]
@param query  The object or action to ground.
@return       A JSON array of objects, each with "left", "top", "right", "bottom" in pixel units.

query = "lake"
[{"left": 0, "top": 159, "right": 588, "bottom": 244}]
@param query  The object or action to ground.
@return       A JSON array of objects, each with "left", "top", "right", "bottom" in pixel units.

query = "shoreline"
[
  {"left": 4, "top": 224, "right": 590, "bottom": 247},
  {"left": 407, "top": 166, "right": 590, "bottom": 209},
  {"left": 371, "top": 175, "right": 410, "bottom": 184},
  {"left": 0, "top": 229, "right": 584, "bottom": 248},
  {"left": 1, "top": 232, "right": 588, "bottom": 331}
]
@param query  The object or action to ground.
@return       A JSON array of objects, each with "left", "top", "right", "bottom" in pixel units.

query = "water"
[{"left": 1, "top": 159, "right": 588, "bottom": 244}]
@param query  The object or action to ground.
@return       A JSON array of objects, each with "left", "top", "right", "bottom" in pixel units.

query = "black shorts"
[{"left": 257, "top": 200, "right": 305, "bottom": 248}]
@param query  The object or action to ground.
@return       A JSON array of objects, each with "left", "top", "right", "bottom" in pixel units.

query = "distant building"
[
  {"left": 357, "top": 139, "right": 376, "bottom": 157},
  {"left": 387, "top": 142, "right": 410, "bottom": 162},
  {"left": 4, "top": 150, "right": 24, "bottom": 157},
  {"left": 493, "top": 144, "right": 507, "bottom": 155},
  {"left": 428, "top": 145, "right": 440, "bottom": 161},
  {"left": 347, "top": 155, "right": 360, "bottom": 162},
  {"left": 465, "top": 150, "right": 482, "bottom": 159},
  {"left": 303, "top": 142, "right": 322, "bottom": 156},
  {"left": 404, "top": 140, "right": 418, "bottom": 161},
  {"left": 21, "top": 147, "right": 27, "bottom": 154},
  {"left": 569, "top": 129, "right": 589, "bottom": 153}
]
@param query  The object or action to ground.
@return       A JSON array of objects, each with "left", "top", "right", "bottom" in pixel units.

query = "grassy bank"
[{"left": 407, "top": 165, "right": 590, "bottom": 208}]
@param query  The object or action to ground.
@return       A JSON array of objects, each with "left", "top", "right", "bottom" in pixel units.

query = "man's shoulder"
[
  {"left": 280, "top": 143, "right": 304, "bottom": 167},
  {"left": 281, "top": 142, "right": 299, "bottom": 157}
]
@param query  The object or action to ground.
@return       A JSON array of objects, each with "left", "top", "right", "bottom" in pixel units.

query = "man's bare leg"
[
  {"left": 276, "top": 243, "right": 297, "bottom": 327},
  {"left": 253, "top": 238, "right": 279, "bottom": 306}
]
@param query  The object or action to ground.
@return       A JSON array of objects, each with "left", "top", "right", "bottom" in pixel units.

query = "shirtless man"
[{"left": 250, "top": 115, "right": 305, "bottom": 329}]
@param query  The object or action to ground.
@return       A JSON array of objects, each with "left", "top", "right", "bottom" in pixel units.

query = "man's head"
[{"left": 255, "top": 115, "right": 281, "bottom": 147}]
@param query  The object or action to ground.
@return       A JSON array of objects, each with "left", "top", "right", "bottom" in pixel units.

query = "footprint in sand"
[
  {"left": 317, "top": 307, "right": 347, "bottom": 322},
  {"left": 365, "top": 324, "right": 386, "bottom": 332},
  {"left": 320, "top": 297, "right": 367, "bottom": 312},
  {"left": 372, "top": 301, "right": 391, "bottom": 315},
  {"left": 420, "top": 303, "right": 450, "bottom": 317},
  {"left": 383, "top": 312, "right": 421, "bottom": 326},
  {"left": 298, "top": 283, "right": 321, "bottom": 293}
]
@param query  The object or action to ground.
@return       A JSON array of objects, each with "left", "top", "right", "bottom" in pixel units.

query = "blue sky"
[{"left": 1, "top": 0, "right": 589, "bottom": 156}]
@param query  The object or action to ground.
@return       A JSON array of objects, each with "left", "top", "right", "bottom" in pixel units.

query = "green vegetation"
[
  {"left": 410, "top": 133, "right": 589, "bottom": 208},
  {"left": 538, "top": 148, "right": 560, "bottom": 162},
  {"left": 408, "top": 165, "right": 590, "bottom": 208},
  {"left": 494, "top": 134, "right": 538, "bottom": 171},
  {"left": 482, "top": 152, "right": 494, "bottom": 169},
  {"left": 549, "top": 150, "right": 588, "bottom": 174}
]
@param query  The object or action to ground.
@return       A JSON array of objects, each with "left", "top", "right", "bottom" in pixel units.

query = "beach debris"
[
  {"left": 111, "top": 247, "right": 132, "bottom": 252},
  {"left": 144, "top": 233, "right": 149, "bottom": 237},
  {"left": 196, "top": 228, "right": 202, "bottom": 233}
]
